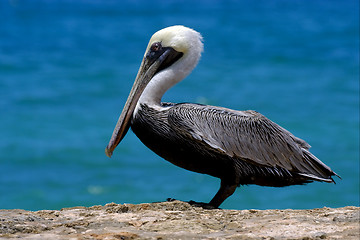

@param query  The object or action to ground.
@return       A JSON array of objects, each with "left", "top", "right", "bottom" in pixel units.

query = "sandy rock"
[{"left": 0, "top": 201, "right": 359, "bottom": 239}]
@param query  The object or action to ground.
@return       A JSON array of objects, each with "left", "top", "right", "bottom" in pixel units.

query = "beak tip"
[{"left": 105, "top": 147, "right": 113, "bottom": 158}]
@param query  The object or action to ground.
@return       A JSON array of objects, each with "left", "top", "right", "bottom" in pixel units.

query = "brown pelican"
[{"left": 105, "top": 25, "right": 339, "bottom": 208}]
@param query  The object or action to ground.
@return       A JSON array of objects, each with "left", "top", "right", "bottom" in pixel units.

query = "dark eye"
[
  {"left": 150, "top": 42, "right": 161, "bottom": 52},
  {"left": 146, "top": 42, "right": 163, "bottom": 60}
]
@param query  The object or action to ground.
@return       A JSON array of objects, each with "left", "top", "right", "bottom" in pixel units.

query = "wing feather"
[{"left": 168, "top": 103, "right": 333, "bottom": 179}]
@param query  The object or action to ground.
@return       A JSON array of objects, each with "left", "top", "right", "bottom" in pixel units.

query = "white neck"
[{"left": 136, "top": 47, "right": 201, "bottom": 112}]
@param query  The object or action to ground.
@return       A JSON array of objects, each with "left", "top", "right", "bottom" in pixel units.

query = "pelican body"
[{"left": 106, "top": 26, "right": 338, "bottom": 208}]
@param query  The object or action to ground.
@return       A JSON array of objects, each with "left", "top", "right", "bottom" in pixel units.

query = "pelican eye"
[
  {"left": 146, "top": 42, "right": 163, "bottom": 60},
  {"left": 150, "top": 42, "right": 161, "bottom": 52}
]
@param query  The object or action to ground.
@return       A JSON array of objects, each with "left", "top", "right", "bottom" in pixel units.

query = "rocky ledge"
[{"left": 0, "top": 201, "right": 358, "bottom": 239}]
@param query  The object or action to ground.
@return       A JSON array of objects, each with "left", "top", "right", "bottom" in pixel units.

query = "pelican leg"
[
  {"left": 166, "top": 181, "right": 237, "bottom": 209},
  {"left": 208, "top": 181, "right": 237, "bottom": 208}
]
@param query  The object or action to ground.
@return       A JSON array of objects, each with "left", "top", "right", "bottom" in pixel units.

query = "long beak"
[{"left": 105, "top": 48, "right": 173, "bottom": 157}]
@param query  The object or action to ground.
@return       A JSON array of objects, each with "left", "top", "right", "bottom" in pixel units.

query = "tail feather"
[
  {"left": 300, "top": 149, "right": 340, "bottom": 182},
  {"left": 297, "top": 172, "right": 335, "bottom": 183}
]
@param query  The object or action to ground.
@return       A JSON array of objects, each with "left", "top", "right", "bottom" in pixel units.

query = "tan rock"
[{"left": 0, "top": 201, "right": 358, "bottom": 239}]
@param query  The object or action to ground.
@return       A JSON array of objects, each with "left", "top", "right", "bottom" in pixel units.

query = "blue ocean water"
[{"left": 0, "top": 0, "right": 358, "bottom": 210}]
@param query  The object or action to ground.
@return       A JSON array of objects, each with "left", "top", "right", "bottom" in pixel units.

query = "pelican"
[{"left": 105, "top": 25, "right": 338, "bottom": 208}]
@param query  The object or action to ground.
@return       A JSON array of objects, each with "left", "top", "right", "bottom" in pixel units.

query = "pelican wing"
[{"left": 168, "top": 103, "right": 333, "bottom": 179}]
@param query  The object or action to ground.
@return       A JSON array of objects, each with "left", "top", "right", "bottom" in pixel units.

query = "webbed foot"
[
  {"left": 188, "top": 200, "right": 219, "bottom": 209},
  {"left": 166, "top": 198, "right": 218, "bottom": 209}
]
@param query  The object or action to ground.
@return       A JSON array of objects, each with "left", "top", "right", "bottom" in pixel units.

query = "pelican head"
[{"left": 106, "top": 26, "right": 203, "bottom": 157}]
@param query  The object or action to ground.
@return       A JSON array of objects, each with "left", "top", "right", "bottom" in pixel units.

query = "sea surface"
[{"left": 0, "top": 0, "right": 359, "bottom": 210}]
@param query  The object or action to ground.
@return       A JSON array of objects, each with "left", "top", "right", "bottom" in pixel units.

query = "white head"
[
  {"left": 146, "top": 25, "right": 203, "bottom": 71},
  {"left": 139, "top": 25, "right": 204, "bottom": 106}
]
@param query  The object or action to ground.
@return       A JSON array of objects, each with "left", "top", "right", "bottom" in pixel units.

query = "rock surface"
[{"left": 0, "top": 201, "right": 359, "bottom": 239}]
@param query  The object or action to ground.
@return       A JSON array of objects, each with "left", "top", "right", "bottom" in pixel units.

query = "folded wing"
[{"left": 168, "top": 103, "right": 336, "bottom": 182}]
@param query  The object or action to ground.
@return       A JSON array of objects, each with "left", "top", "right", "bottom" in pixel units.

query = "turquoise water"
[{"left": 0, "top": 0, "right": 358, "bottom": 210}]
